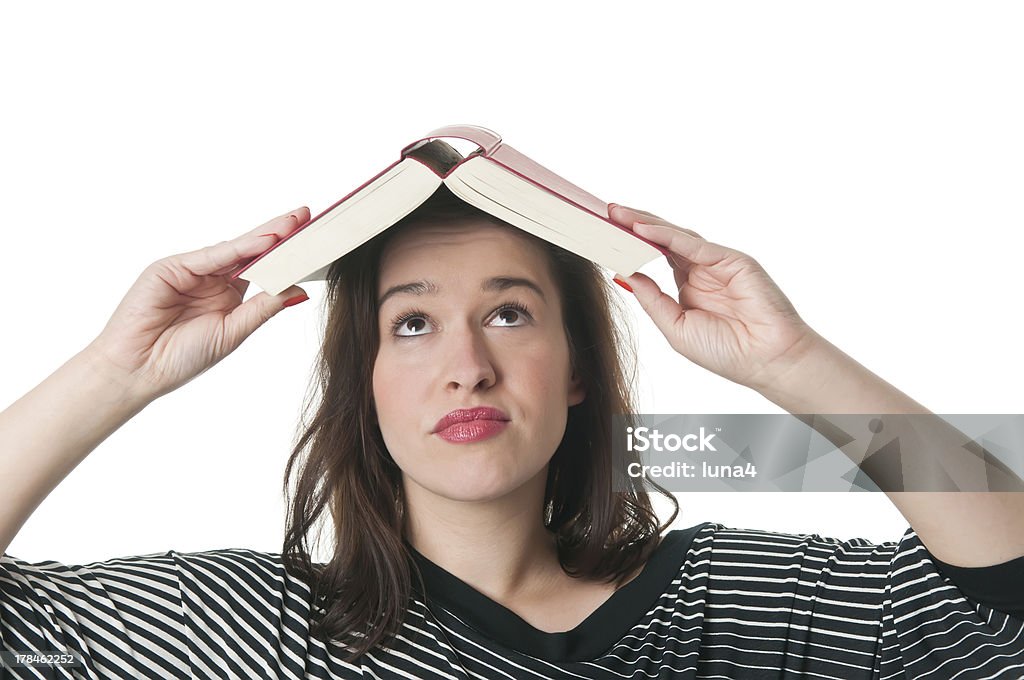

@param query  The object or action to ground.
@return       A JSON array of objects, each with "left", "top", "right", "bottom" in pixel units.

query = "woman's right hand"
[{"left": 84, "top": 207, "right": 312, "bottom": 404}]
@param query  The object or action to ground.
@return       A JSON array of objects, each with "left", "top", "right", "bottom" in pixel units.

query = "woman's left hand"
[{"left": 609, "top": 204, "right": 820, "bottom": 392}]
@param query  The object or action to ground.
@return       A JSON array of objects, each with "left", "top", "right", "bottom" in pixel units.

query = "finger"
[
  {"left": 619, "top": 271, "right": 689, "bottom": 341},
  {"left": 206, "top": 261, "right": 252, "bottom": 297},
  {"left": 177, "top": 208, "right": 308, "bottom": 277},
  {"left": 609, "top": 204, "right": 702, "bottom": 285},
  {"left": 208, "top": 260, "right": 255, "bottom": 299},
  {"left": 222, "top": 286, "right": 309, "bottom": 351},
  {"left": 609, "top": 204, "right": 705, "bottom": 240},
  {"left": 632, "top": 222, "right": 731, "bottom": 267},
  {"left": 244, "top": 205, "right": 310, "bottom": 241},
  {"left": 609, "top": 203, "right": 670, "bottom": 224},
  {"left": 176, "top": 237, "right": 272, "bottom": 278}
]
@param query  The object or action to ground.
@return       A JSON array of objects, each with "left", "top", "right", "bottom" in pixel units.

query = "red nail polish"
[
  {"left": 283, "top": 293, "right": 309, "bottom": 308},
  {"left": 612, "top": 276, "right": 633, "bottom": 293}
]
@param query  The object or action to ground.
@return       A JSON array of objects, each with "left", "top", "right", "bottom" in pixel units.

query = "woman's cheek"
[
  {"left": 518, "top": 334, "right": 570, "bottom": 371},
  {"left": 378, "top": 340, "right": 431, "bottom": 367}
]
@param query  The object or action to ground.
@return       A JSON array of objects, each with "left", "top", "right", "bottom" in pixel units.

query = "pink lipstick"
[{"left": 432, "top": 406, "right": 510, "bottom": 443}]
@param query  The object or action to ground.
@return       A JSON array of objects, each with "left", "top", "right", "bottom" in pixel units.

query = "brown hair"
[{"left": 280, "top": 177, "right": 678, "bottom": 662}]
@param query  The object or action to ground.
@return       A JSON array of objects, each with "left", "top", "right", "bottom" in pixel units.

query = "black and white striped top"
[{"left": 3, "top": 521, "right": 1023, "bottom": 678}]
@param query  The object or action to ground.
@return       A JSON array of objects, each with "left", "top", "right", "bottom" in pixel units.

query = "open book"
[{"left": 232, "top": 124, "right": 670, "bottom": 296}]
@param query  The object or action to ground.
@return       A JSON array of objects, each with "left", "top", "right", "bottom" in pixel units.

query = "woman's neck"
[{"left": 402, "top": 470, "right": 566, "bottom": 603}]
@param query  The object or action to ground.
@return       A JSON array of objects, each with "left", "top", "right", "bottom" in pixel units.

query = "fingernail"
[
  {"left": 612, "top": 275, "right": 634, "bottom": 293},
  {"left": 283, "top": 293, "right": 309, "bottom": 308}
]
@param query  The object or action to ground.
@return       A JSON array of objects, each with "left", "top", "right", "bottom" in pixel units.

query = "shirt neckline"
[{"left": 406, "top": 521, "right": 710, "bottom": 662}]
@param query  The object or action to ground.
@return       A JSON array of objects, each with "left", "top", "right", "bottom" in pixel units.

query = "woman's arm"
[
  {"left": 607, "top": 205, "right": 1024, "bottom": 569},
  {"left": 0, "top": 207, "right": 312, "bottom": 558},
  {"left": 752, "top": 329, "right": 1024, "bottom": 568},
  {"left": 0, "top": 345, "right": 150, "bottom": 555}
]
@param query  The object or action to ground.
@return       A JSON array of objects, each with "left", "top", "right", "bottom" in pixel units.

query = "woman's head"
[
  {"left": 282, "top": 180, "right": 677, "bottom": 661},
  {"left": 374, "top": 215, "right": 586, "bottom": 516}
]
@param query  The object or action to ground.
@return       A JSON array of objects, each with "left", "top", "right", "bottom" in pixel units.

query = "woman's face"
[{"left": 372, "top": 220, "right": 586, "bottom": 505}]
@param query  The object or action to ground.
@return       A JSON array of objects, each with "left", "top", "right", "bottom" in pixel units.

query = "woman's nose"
[{"left": 443, "top": 325, "right": 497, "bottom": 391}]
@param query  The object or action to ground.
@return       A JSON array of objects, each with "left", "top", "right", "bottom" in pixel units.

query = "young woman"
[{"left": 1, "top": 185, "right": 1022, "bottom": 679}]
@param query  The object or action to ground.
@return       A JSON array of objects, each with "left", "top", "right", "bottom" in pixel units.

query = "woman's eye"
[
  {"left": 492, "top": 307, "right": 527, "bottom": 327},
  {"left": 395, "top": 317, "right": 429, "bottom": 337},
  {"left": 390, "top": 302, "right": 532, "bottom": 338}
]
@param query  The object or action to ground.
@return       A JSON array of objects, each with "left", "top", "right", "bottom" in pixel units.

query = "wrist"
[
  {"left": 745, "top": 328, "right": 832, "bottom": 403},
  {"left": 77, "top": 343, "right": 157, "bottom": 411},
  {"left": 749, "top": 331, "right": 931, "bottom": 415}
]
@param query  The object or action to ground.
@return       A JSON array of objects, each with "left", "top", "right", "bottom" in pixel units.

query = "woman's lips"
[
  {"left": 434, "top": 419, "right": 509, "bottom": 443},
  {"left": 432, "top": 406, "right": 510, "bottom": 435}
]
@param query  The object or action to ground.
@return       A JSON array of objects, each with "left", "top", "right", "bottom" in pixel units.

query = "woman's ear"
[{"left": 568, "top": 370, "right": 587, "bottom": 406}]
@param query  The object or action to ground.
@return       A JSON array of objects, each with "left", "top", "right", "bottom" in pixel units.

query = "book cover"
[{"left": 232, "top": 125, "right": 669, "bottom": 295}]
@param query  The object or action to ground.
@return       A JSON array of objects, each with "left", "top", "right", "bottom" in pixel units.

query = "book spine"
[{"left": 402, "top": 124, "right": 503, "bottom": 156}]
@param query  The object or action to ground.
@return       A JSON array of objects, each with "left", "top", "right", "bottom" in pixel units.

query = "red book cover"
[{"left": 232, "top": 124, "right": 669, "bottom": 286}]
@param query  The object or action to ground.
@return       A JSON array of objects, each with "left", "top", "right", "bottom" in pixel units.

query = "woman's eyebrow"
[{"left": 378, "top": 276, "right": 546, "bottom": 308}]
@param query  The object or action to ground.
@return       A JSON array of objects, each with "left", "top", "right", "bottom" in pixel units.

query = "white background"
[{"left": 2, "top": 2, "right": 1021, "bottom": 564}]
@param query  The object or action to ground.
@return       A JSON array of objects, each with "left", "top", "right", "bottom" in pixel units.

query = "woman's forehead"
[
  {"left": 375, "top": 220, "right": 560, "bottom": 310},
  {"left": 379, "top": 220, "right": 548, "bottom": 277},
  {"left": 377, "top": 274, "right": 551, "bottom": 313}
]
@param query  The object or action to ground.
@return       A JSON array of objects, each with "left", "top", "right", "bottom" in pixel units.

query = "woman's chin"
[
  {"left": 419, "top": 468, "right": 540, "bottom": 505},
  {"left": 400, "top": 450, "right": 553, "bottom": 504},
  {"left": 437, "top": 478, "right": 524, "bottom": 504}
]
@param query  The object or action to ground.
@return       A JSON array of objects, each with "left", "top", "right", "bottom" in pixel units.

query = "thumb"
[
  {"left": 225, "top": 285, "right": 309, "bottom": 342},
  {"left": 618, "top": 272, "right": 686, "bottom": 343},
  {"left": 274, "top": 287, "right": 311, "bottom": 311}
]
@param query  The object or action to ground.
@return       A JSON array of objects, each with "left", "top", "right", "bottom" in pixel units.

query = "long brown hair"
[{"left": 281, "top": 178, "right": 679, "bottom": 662}]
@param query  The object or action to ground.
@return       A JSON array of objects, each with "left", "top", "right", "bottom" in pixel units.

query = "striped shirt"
[{"left": 2, "top": 521, "right": 1023, "bottom": 678}]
